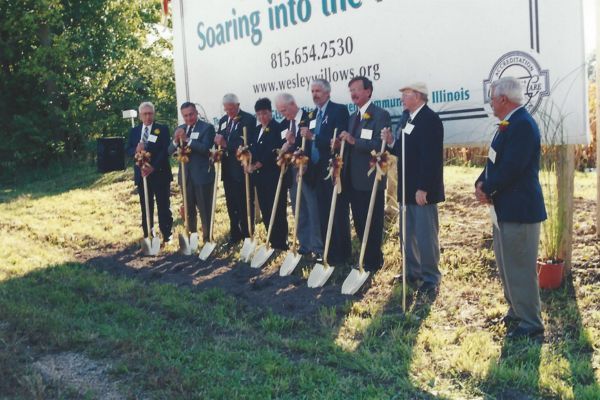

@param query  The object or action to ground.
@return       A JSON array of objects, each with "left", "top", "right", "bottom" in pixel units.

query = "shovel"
[
  {"left": 199, "top": 145, "right": 221, "bottom": 260},
  {"left": 251, "top": 162, "right": 287, "bottom": 269},
  {"left": 341, "top": 139, "right": 388, "bottom": 295},
  {"left": 140, "top": 174, "right": 161, "bottom": 256},
  {"left": 279, "top": 136, "right": 307, "bottom": 276},
  {"left": 308, "top": 132, "right": 343, "bottom": 288},
  {"left": 239, "top": 127, "right": 256, "bottom": 262},
  {"left": 178, "top": 139, "right": 199, "bottom": 255}
]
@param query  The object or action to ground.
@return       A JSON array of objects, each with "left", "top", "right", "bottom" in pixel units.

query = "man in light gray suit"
[
  {"left": 169, "top": 102, "right": 216, "bottom": 243},
  {"left": 336, "top": 76, "right": 391, "bottom": 271}
]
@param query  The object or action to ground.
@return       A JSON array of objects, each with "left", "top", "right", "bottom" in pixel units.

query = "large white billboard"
[{"left": 172, "top": 0, "right": 589, "bottom": 145}]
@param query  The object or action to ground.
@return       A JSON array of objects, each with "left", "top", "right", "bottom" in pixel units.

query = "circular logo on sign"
[{"left": 483, "top": 51, "right": 550, "bottom": 115}]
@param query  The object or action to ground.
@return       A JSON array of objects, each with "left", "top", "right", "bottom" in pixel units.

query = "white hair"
[
  {"left": 138, "top": 101, "right": 155, "bottom": 114},
  {"left": 222, "top": 93, "right": 239, "bottom": 104},
  {"left": 275, "top": 92, "right": 296, "bottom": 105},
  {"left": 491, "top": 77, "right": 523, "bottom": 104},
  {"left": 311, "top": 79, "right": 331, "bottom": 93}
]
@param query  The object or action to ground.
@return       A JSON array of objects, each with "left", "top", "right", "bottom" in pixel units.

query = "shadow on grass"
[
  {"left": 541, "top": 274, "right": 600, "bottom": 399},
  {"left": 480, "top": 272, "right": 599, "bottom": 399}
]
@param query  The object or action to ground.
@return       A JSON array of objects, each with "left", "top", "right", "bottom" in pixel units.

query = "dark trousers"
[
  {"left": 184, "top": 181, "right": 213, "bottom": 243},
  {"left": 255, "top": 174, "right": 288, "bottom": 250},
  {"left": 349, "top": 186, "right": 385, "bottom": 270},
  {"left": 137, "top": 171, "right": 173, "bottom": 239},
  {"left": 317, "top": 179, "right": 352, "bottom": 264},
  {"left": 223, "top": 177, "right": 255, "bottom": 241}
]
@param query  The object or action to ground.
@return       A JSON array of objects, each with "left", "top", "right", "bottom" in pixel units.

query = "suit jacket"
[
  {"left": 311, "top": 101, "right": 350, "bottom": 181},
  {"left": 345, "top": 102, "right": 392, "bottom": 191},
  {"left": 168, "top": 120, "right": 215, "bottom": 186},
  {"left": 217, "top": 110, "right": 257, "bottom": 182},
  {"left": 249, "top": 119, "right": 283, "bottom": 185},
  {"left": 126, "top": 122, "right": 172, "bottom": 186},
  {"left": 389, "top": 105, "right": 445, "bottom": 204},
  {"left": 281, "top": 109, "right": 317, "bottom": 186},
  {"left": 476, "top": 107, "right": 547, "bottom": 223}
]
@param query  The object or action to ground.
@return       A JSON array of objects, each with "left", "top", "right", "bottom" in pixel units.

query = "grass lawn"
[{"left": 0, "top": 161, "right": 598, "bottom": 399}]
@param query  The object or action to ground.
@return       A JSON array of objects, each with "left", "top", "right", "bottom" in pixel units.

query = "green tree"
[{"left": 0, "top": 0, "right": 176, "bottom": 173}]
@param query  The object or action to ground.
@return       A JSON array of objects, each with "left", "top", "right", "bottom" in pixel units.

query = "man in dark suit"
[
  {"left": 382, "top": 82, "right": 445, "bottom": 294},
  {"left": 276, "top": 93, "right": 323, "bottom": 259},
  {"left": 337, "top": 76, "right": 391, "bottom": 271},
  {"left": 168, "top": 102, "right": 215, "bottom": 243},
  {"left": 246, "top": 98, "right": 288, "bottom": 250},
  {"left": 475, "top": 76, "right": 547, "bottom": 339},
  {"left": 126, "top": 101, "right": 173, "bottom": 242},
  {"left": 301, "top": 79, "right": 351, "bottom": 264},
  {"left": 214, "top": 93, "right": 257, "bottom": 244}
]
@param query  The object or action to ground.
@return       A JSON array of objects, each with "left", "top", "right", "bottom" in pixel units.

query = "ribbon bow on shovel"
[
  {"left": 236, "top": 145, "right": 252, "bottom": 168},
  {"left": 175, "top": 143, "right": 192, "bottom": 164},
  {"left": 367, "top": 150, "right": 390, "bottom": 181},
  {"left": 208, "top": 147, "right": 224, "bottom": 171},
  {"left": 276, "top": 148, "right": 294, "bottom": 169},
  {"left": 291, "top": 148, "right": 309, "bottom": 178},
  {"left": 135, "top": 150, "right": 152, "bottom": 169},
  {"left": 324, "top": 154, "right": 344, "bottom": 194}
]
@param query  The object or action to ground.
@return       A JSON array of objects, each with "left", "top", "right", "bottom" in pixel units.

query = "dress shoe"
[
  {"left": 507, "top": 326, "right": 544, "bottom": 340},
  {"left": 501, "top": 315, "right": 520, "bottom": 330},
  {"left": 418, "top": 281, "right": 439, "bottom": 296},
  {"left": 313, "top": 253, "right": 323, "bottom": 263}
]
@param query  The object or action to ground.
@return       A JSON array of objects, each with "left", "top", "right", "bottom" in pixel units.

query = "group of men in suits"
[
  {"left": 128, "top": 77, "right": 447, "bottom": 289},
  {"left": 129, "top": 75, "right": 546, "bottom": 339}
]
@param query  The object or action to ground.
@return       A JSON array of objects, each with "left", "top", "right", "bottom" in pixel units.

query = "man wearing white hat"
[{"left": 382, "top": 82, "right": 445, "bottom": 294}]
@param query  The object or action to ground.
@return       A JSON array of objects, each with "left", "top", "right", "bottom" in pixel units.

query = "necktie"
[
  {"left": 142, "top": 126, "right": 149, "bottom": 143},
  {"left": 311, "top": 109, "right": 322, "bottom": 164},
  {"left": 186, "top": 125, "right": 192, "bottom": 138},
  {"left": 290, "top": 119, "right": 296, "bottom": 136},
  {"left": 226, "top": 118, "right": 233, "bottom": 135}
]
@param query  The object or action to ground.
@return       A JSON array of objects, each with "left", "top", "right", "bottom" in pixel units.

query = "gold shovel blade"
[
  {"left": 279, "top": 252, "right": 302, "bottom": 276},
  {"left": 307, "top": 263, "right": 335, "bottom": 288},
  {"left": 239, "top": 238, "right": 256, "bottom": 262},
  {"left": 141, "top": 237, "right": 161, "bottom": 256},
  {"left": 341, "top": 269, "right": 370, "bottom": 295},
  {"left": 198, "top": 241, "right": 217, "bottom": 261},
  {"left": 178, "top": 232, "right": 199, "bottom": 255},
  {"left": 251, "top": 245, "right": 273, "bottom": 269}
]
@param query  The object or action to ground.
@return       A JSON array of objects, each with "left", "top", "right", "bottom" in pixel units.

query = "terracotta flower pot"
[{"left": 537, "top": 259, "right": 564, "bottom": 289}]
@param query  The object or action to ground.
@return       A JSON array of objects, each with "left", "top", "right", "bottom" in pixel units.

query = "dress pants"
[
  {"left": 137, "top": 170, "right": 173, "bottom": 239},
  {"left": 398, "top": 204, "right": 441, "bottom": 285}
]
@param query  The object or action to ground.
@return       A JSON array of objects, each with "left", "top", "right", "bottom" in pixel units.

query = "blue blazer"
[
  {"left": 126, "top": 123, "right": 172, "bottom": 186},
  {"left": 389, "top": 105, "right": 445, "bottom": 205},
  {"left": 476, "top": 107, "right": 547, "bottom": 223}
]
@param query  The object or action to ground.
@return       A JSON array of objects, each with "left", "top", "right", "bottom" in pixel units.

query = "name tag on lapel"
[
  {"left": 148, "top": 134, "right": 158, "bottom": 143},
  {"left": 190, "top": 131, "right": 200, "bottom": 140},
  {"left": 309, "top": 119, "right": 317, "bottom": 130},
  {"left": 220, "top": 122, "right": 227, "bottom": 131},
  {"left": 360, "top": 128, "right": 373, "bottom": 140},
  {"left": 403, "top": 123, "right": 415, "bottom": 135},
  {"left": 281, "top": 129, "right": 289, "bottom": 140},
  {"left": 488, "top": 147, "right": 497, "bottom": 163}
]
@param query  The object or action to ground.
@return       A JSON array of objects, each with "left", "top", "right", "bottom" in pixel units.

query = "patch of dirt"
[
  {"left": 82, "top": 246, "right": 351, "bottom": 319},
  {"left": 32, "top": 352, "right": 124, "bottom": 400}
]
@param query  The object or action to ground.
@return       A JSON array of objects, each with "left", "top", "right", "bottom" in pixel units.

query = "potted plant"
[{"left": 536, "top": 102, "right": 567, "bottom": 289}]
